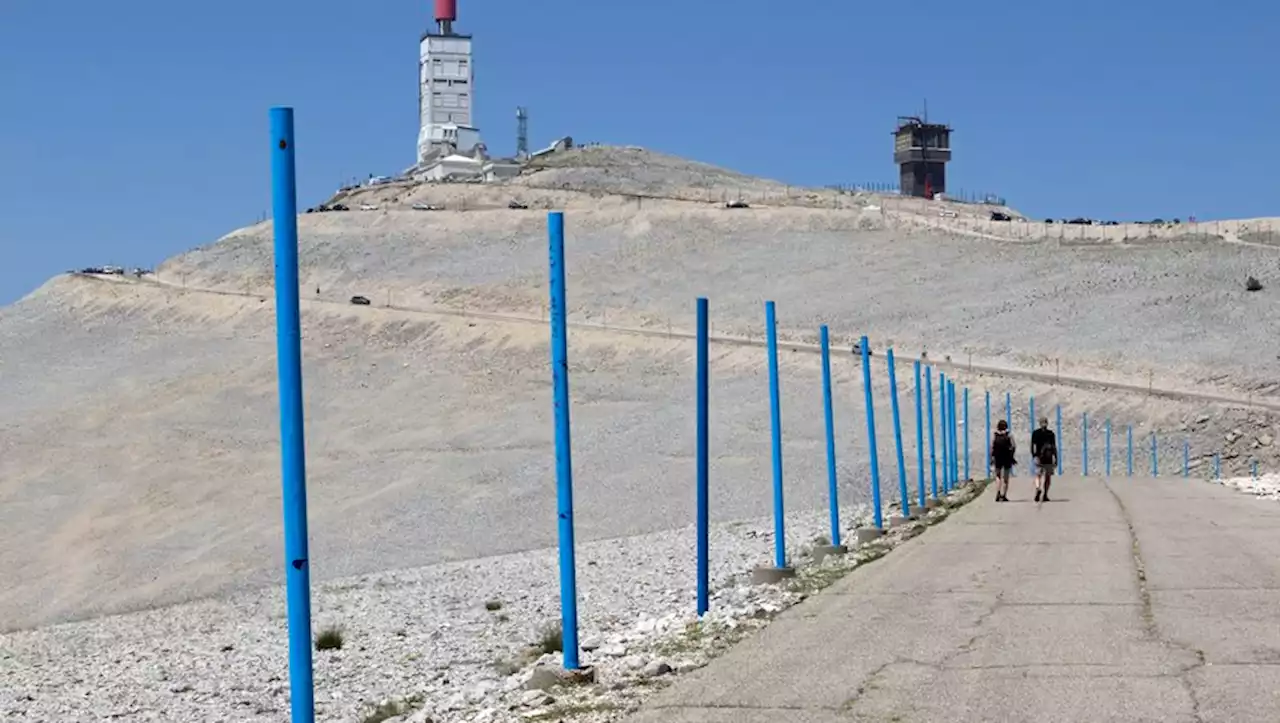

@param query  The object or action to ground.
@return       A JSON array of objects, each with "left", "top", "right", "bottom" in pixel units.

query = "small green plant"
[
  {"left": 537, "top": 623, "right": 563, "bottom": 654},
  {"left": 485, "top": 599, "right": 503, "bottom": 611},
  {"left": 315, "top": 625, "right": 344, "bottom": 651}
]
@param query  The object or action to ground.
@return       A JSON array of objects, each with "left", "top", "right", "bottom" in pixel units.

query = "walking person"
[
  {"left": 991, "top": 420, "right": 1016, "bottom": 501},
  {"left": 1031, "top": 416, "right": 1058, "bottom": 502}
]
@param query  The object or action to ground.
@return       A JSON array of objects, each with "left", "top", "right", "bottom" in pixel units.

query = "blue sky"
[{"left": 0, "top": 0, "right": 1273, "bottom": 304}]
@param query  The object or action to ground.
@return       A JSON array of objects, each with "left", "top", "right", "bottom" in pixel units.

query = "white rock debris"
[{"left": 0, "top": 486, "right": 977, "bottom": 723}]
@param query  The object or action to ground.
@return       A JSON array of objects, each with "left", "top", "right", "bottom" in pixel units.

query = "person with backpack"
[
  {"left": 1031, "top": 416, "right": 1058, "bottom": 502},
  {"left": 991, "top": 420, "right": 1016, "bottom": 501}
]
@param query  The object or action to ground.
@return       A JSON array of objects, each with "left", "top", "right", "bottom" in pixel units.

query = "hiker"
[
  {"left": 1031, "top": 416, "right": 1058, "bottom": 502},
  {"left": 991, "top": 420, "right": 1016, "bottom": 501}
]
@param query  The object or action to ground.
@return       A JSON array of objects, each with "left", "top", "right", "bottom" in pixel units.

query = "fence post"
[
  {"left": 984, "top": 390, "right": 992, "bottom": 479},
  {"left": 1082, "top": 412, "right": 1089, "bottom": 476},
  {"left": 269, "top": 106, "right": 316, "bottom": 723},
  {"left": 1127, "top": 426, "right": 1134, "bottom": 476},
  {"left": 1105, "top": 419, "right": 1112, "bottom": 476},
  {"left": 1253, "top": 459, "right": 1259, "bottom": 479},
  {"left": 547, "top": 211, "right": 581, "bottom": 669},
  {"left": 764, "top": 301, "right": 789, "bottom": 570},
  {"left": 926, "top": 367, "right": 938, "bottom": 499},
  {"left": 1151, "top": 432, "right": 1158, "bottom": 476},
  {"left": 1214, "top": 453, "right": 1221, "bottom": 480},
  {"left": 914, "top": 361, "right": 926, "bottom": 510},
  {"left": 695, "top": 298, "right": 710, "bottom": 616},
  {"left": 1183, "top": 440, "right": 1189, "bottom": 479},
  {"left": 859, "top": 336, "right": 884, "bottom": 529},
  {"left": 819, "top": 326, "right": 842, "bottom": 548},
  {"left": 964, "top": 387, "right": 970, "bottom": 481},
  {"left": 886, "top": 349, "right": 910, "bottom": 518}
]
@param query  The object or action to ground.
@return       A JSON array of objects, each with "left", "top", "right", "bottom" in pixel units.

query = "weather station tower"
[
  {"left": 417, "top": 0, "right": 482, "bottom": 165},
  {"left": 893, "top": 115, "right": 952, "bottom": 199}
]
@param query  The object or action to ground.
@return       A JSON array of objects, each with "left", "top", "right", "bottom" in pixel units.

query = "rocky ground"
[
  {"left": 0, "top": 482, "right": 985, "bottom": 723},
  {"left": 1220, "top": 471, "right": 1280, "bottom": 500}
]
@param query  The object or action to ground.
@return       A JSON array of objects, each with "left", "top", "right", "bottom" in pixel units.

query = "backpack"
[
  {"left": 1038, "top": 441, "right": 1056, "bottom": 465},
  {"left": 992, "top": 433, "right": 1013, "bottom": 460}
]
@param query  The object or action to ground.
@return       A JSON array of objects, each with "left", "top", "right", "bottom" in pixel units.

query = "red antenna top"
[{"left": 435, "top": 0, "right": 457, "bottom": 22}]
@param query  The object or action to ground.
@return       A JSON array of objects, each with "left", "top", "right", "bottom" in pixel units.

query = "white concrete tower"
[{"left": 417, "top": 0, "right": 482, "bottom": 165}]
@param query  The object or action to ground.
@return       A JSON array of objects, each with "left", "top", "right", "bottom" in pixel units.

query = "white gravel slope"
[{"left": 0, "top": 499, "right": 889, "bottom": 723}]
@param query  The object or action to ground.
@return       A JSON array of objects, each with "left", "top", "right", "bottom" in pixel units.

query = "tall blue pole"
[
  {"left": 270, "top": 106, "right": 315, "bottom": 723},
  {"left": 1055, "top": 404, "right": 1063, "bottom": 475},
  {"left": 548, "top": 211, "right": 581, "bottom": 669},
  {"left": 765, "top": 301, "right": 788, "bottom": 567},
  {"left": 1127, "top": 425, "right": 1134, "bottom": 476},
  {"left": 820, "top": 326, "right": 842, "bottom": 547},
  {"left": 984, "top": 390, "right": 991, "bottom": 478},
  {"left": 1214, "top": 453, "right": 1221, "bottom": 480},
  {"left": 926, "top": 367, "right": 937, "bottom": 498},
  {"left": 1005, "top": 391, "right": 1012, "bottom": 438},
  {"left": 1105, "top": 418, "right": 1112, "bottom": 476},
  {"left": 942, "top": 371, "right": 952, "bottom": 491},
  {"left": 963, "top": 387, "right": 970, "bottom": 481},
  {"left": 1151, "top": 432, "right": 1158, "bottom": 476},
  {"left": 886, "top": 349, "right": 910, "bottom": 517},
  {"left": 950, "top": 381, "right": 959, "bottom": 485},
  {"left": 1029, "top": 396, "right": 1036, "bottom": 459},
  {"left": 913, "top": 361, "right": 926, "bottom": 509},
  {"left": 1182, "top": 440, "right": 1189, "bottom": 479},
  {"left": 859, "top": 336, "right": 884, "bottom": 528},
  {"left": 1082, "top": 412, "right": 1089, "bottom": 476},
  {"left": 695, "top": 298, "right": 710, "bottom": 616}
]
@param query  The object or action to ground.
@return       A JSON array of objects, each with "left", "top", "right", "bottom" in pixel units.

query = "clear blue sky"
[{"left": 1, "top": 0, "right": 1273, "bottom": 304}]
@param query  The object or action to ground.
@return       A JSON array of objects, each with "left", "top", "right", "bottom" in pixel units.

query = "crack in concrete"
[
  {"left": 838, "top": 594, "right": 1006, "bottom": 713},
  {"left": 1104, "top": 478, "right": 1208, "bottom": 723}
]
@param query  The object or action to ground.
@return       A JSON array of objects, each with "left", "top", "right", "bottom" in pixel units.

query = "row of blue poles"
[{"left": 269, "top": 111, "right": 1255, "bottom": 723}]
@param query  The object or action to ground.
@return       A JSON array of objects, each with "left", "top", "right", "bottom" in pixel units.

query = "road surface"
[{"left": 624, "top": 474, "right": 1280, "bottom": 722}]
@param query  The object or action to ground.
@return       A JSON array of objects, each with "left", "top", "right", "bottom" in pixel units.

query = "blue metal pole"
[
  {"left": 1055, "top": 405, "right": 1063, "bottom": 475},
  {"left": 1005, "top": 391, "right": 1012, "bottom": 438},
  {"left": 859, "top": 336, "right": 884, "bottom": 528},
  {"left": 765, "top": 301, "right": 788, "bottom": 567},
  {"left": 950, "top": 381, "right": 959, "bottom": 485},
  {"left": 1214, "top": 453, "right": 1221, "bottom": 480},
  {"left": 964, "top": 387, "right": 970, "bottom": 481},
  {"left": 695, "top": 298, "right": 710, "bottom": 616},
  {"left": 1082, "top": 412, "right": 1089, "bottom": 476},
  {"left": 1183, "top": 440, "right": 1189, "bottom": 479},
  {"left": 1105, "top": 419, "right": 1112, "bottom": 476},
  {"left": 1127, "top": 425, "right": 1134, "bottom": 476},
  {"left": 886, "top": 349, "right": 910, "bottom": 518},
  {"left": 270, "top": 106, "right": 315, "bottom": 723},
  {"left": 548, "top": 211, "right": 581, "bottom": 669},
  {"left": 820, "top": 326, "right": 841, "bottom": 547},
  {"left": 984, "top": 390, "right": 991, "bottom": 479},
  {"left": 1151, "top": 432, "right": 1158, "bottom": 476},
  {"left": 926, "top": 367, "right": 937, "bottom": 498},
  {"left": 1030, "top": 396, "right": 1036, "bottom": 460},
  {"left": 914, "top": 361, "right": 926, "bottom": 509},
  {"left": 942, "top": 371, "right": 952, "bottom": 491}
]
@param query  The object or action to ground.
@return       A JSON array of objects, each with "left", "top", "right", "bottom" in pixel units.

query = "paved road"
[{"left": 625, "top": 475, "right": 1280, "bottom": 722}]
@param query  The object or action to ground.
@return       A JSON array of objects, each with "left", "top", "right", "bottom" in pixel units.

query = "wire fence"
[{"left": 825, "top": 182, "right": 1008, "bottom": 206}]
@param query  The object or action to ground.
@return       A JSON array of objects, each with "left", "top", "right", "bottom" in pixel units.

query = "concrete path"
[{"left": 624, "top": 475, "right": 1280, "bottom": 722}]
